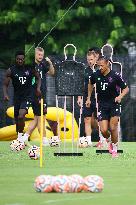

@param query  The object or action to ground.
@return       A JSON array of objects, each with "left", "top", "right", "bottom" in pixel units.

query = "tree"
[{"left": 0, "top": 0, "right": 135, "bottom": 66}]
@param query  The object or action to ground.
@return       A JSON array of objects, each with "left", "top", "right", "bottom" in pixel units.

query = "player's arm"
[
  {"left": 32, "top": 69, "right": 41, "bottom": 96},
  {"left": 86, "top": 75, "right": 95, "bottom": 107},
  {"left": 77, "top": 96, "right": 83, "bottom": 107},
  {"left": 3, "top": 68, "right": 11, "bottom": 101},
  {"left": 46, "top": 57, "right": 55, "bottom": 76},
  {"left": 115, "top": 73, "right": 129, "bottom": 103}
]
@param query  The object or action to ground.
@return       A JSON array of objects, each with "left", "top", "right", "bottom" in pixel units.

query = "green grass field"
[{"left": 0, "top": 142, "right": 136, "bottom": 205}]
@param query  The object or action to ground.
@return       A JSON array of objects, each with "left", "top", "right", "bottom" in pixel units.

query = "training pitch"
[{"left": 0, "top": 142, "right": 136, "bottom": 205}]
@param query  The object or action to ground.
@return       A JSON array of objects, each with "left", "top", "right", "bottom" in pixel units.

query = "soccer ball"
[
  {"left": 69, "top": 174, "right": 84, "bottom": 192},
  {"left": 28, "top": 145, "right": 40, "bottom": 160},
  {"left": 78, "top": 137, "right": 88, "bottom": 148},
  {"left": 49, "top": 136, "right": 60, "bottom": 147},
  {"left": 83, "top": 175, "right": 104, "bottom": 193},
  {"left": 10, "top": 139, "right": 25, "bottom": 151},
  {"left": 34, "top": 175, "right": 54, "bottom": 193},
  {"left": 53, "top": 175, "right": 71, "bottom": 193}
]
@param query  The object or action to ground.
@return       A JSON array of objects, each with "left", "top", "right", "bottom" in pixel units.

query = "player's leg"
[
  {"left": 83, "top": 98, "right": 94, "bottom": 146},
  {"left": 23, "top": 98, "right": 38, "bottom": 142},
  {"left": 98, "top": 105, "right": 112, "bottom": 152},
  {"left": 37, "top": 98, "right": 49, "bottom": 146},
  {"left": 14, "top": 99, "right": 24, "bottom": 141},
  {"left": 109, "top": 116, "right": 119, "bottom": 157},
  {"left": 109, "top": 103, "right": 121, "bottom": 157},
  {"left": 92, "top": 113, "right": 106, "bottom": 148},
  {"left": 84, "top": 116, "right": 92, "bottom": 146}
]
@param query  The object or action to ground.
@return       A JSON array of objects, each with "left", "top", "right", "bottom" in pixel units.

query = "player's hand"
[
  {"left": 4, "top": 95, "right": 9, "bottom": 101},
  {"left": 45, "top": 57, "right": 51, "bottom": 63},
  {"left": 36, "top": 88, "right": 41, "bottom": 97},
  {"left": 85, "top": 98, "right": 91, "bottom": 107},
  {"left": 77, "top": 97, "right": 83, "bottom": 107},
  {"left": 115, "top": 96, "right": 122, "bottom": 103}
]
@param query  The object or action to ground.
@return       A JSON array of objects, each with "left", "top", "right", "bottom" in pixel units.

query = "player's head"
[
  {"left": 15, "top": 51, "right": 25, "bottom": 66},
  {"left": 87, "top": 51, "right": 97, "bottom": 67},
  {"left": 88, "top": 47, "right": 102, "bottom": 61},
  {"left": 97, "top": 56, "right": 110, "bottom": 74},
  {"left": 35, "top": 47, "right": 44, "bottom": 63},
  {"left": 101, "top": 44, "right": 113, "bottom": 60}
]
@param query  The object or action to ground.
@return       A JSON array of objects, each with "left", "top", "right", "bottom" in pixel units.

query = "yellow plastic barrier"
[
  {"left": 1, "top": 106, "right": 79, "bottom": 141},
  {"left": 0, "top": 120, "right": 53, "bottom": 141},
  {"left": 6, "top": 107, "right": 72, "bottom": 121}
]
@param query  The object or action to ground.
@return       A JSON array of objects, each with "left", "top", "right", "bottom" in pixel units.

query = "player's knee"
[
  {"left": 84, "top": 117, "right": 91, "bottom": 124},
  {"left": 110, "top": 125, "right": 118, "bottom": 132}
]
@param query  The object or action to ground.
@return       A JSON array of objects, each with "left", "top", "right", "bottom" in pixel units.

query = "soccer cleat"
[
  {"left": 43, "top": 137, "right": 50, "bottom": 146},
  {"left": 112, "top": 151, "right": 119, "bottom": 158},
  {"left": 108, "top": 143, "right": 113, "bottom": 154}
]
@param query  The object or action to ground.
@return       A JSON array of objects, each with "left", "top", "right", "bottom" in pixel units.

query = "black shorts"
[
  {"left": 14, "top": 98, "right": 32, "bottom": 118},
  {"left": 31, "top": 95, "right": 47, "bottom": 116},
  {"left": 83, "top": 96, "right": 96, "bottom": 117},
  {"left": 98, "top": 102, "right": 121, "bottom": 121}
]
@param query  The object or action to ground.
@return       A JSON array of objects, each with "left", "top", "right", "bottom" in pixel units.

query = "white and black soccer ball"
[
  {"left": 78, "top": 137, "right": 88, "bottom": 148},
  {"left": 49, "top": 136, "right": 60, "bottom": 147},
  {"left": 10, "top": 139, "right": 25, "bottom": 151},
  {"left": 28, "top": 145, "right": 40, "bottom": 160}
]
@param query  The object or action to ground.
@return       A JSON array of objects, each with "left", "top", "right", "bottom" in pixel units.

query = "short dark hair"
[
  {"left": 15, "top": 50, "right": 25, "bottom": 57},
  {"left": 88, "top": 47, "right": 102, "bottom": 56},
  {"left": 97, "top": 55, "right": 109, "bottom": 62}
]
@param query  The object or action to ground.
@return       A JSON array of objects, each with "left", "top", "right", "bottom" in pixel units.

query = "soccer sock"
[
  {"left": 99, "top": 132, "right": 105, "bottom": 143},
  {"left": 17, "top": 132, "right": 23, "bottom": 142},
  {"left": 107, "top": 136, "right": 111, "bottom": 143},
  {"left": 86, "top": 135, "right": 92, "bottom": 143},
  {"left": 112, "top": 143, "right": 118, "bottom": 152},
  {"left": 23, "top": 133, "right": 30, "bottom": 142}
]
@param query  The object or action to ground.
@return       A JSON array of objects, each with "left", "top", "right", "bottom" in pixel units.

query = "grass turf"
[{"left": 0, "top": 142, "right": 136, "bottom": 205}]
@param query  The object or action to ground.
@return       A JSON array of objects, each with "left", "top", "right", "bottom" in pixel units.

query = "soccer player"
[
  {"left": 77, "top": 51, "right": 99, "bottom": 146},
  {"left": 86, "top": 56, "right": 129, "bottom": 157},
  {"left": 3, "top": 51, "right": 41, "bottom": 142},
  {"left": 23, "top": 47, "right": 55, "bottom": 145}
]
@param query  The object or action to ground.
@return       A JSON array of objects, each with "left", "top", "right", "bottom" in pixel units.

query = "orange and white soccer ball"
[
  {"left": 28, "top": 145, "right": 40, "bottom": 160},
  {"left": 34, "top": 175, "right": 54, "bottom": 193},
  {"left": 83, "top": 175, "right": 104, "bottom": 193},
  {"left": 10, "top": 139, "right": 25, "bottom": 151},
  {"left": 69, "top": 174, "right": 84, "bottom": 192},
  {"left": 78, "top": 137, "right": 88, "bottom": 148},
  {"left": 53, "top": 175, "right": 71, "bottom": 193}
]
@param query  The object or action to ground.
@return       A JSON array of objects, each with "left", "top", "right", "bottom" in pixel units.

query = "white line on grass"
[
  {"left": 42, "top": 196, "right": 95, "bottom": 204},
  {"left": 42, "top": 193, "right": 122, "bottom": 204}
]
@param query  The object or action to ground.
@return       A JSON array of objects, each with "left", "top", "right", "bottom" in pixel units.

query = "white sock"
[
  {"left": 17, "top": 132, "right": 23, "bottom": 142},
  {"left": 43, "top": 137, "right": 49, "bottom": 142},
  {"left": 107, "top": 136, "right": 111, "bottom": 143},
  {"left": 86, "top": 136, "right": 92, "bottom": 143},
  {"left": 99, "top": 132, "right": 105, "bottom": 143},
  {"left": 23, "top": 133, "right": 30, "bottom": 142},
  {"left": 112, "top": 143, "right": 118, "bottom": 152}
]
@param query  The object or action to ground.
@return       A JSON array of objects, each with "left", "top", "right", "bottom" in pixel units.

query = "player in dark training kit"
[
  {"left": 77, "top": 51, "right": 97, "bottom": 146},
  {"left": 23, "top": 47, "right": 55, "bottom": 145},
  {"left": 3, "top": 51, "right": 41, "bottom": 142},
  {"left": 86, "top": 56, "right": 129, "bottom": 157}
]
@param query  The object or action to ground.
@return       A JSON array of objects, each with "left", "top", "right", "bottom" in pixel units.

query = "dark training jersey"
[
  {"left": 32, "top": 59, "right": 49, "bottom": 97},
  {"left": 84, "top": 66, "right": 96, "bottom": 103},
  {"left": 10, "top": 65, "right": 34, "bottom": 99},
  {"left": 90, "top": 69, "right": 127, "bottom": 103}
]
